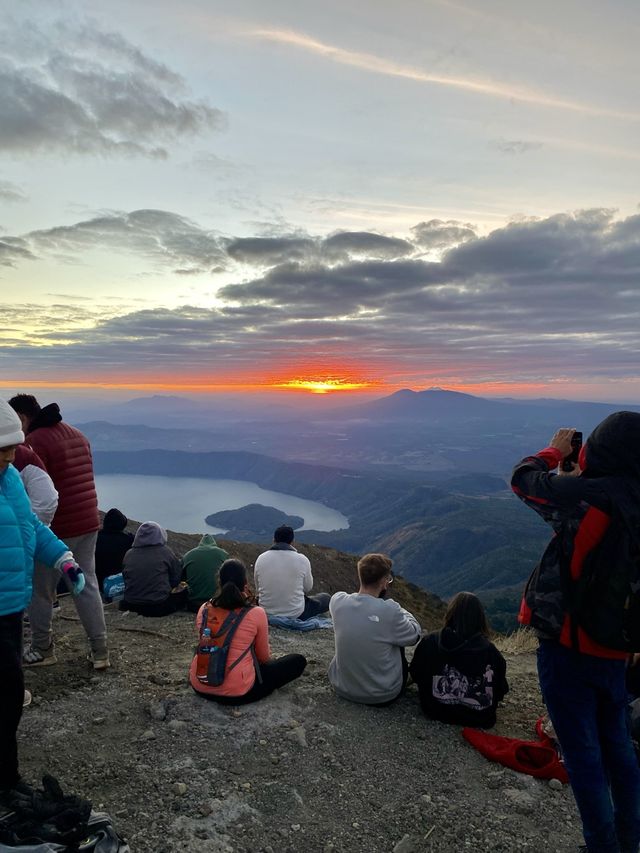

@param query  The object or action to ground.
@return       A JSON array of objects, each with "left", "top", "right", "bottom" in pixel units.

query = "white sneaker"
[{"left": 23, "top": 690, "right": 32, "bottom": 707}]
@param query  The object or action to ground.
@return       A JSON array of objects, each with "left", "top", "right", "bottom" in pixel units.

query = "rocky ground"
[{"left": 19, "top": 608, "right": 583, "bottom": 853}]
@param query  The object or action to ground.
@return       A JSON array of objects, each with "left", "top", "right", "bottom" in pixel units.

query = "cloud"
[
  {"left": 411, "top": 220, "right": 477, "bottom": 250},
  {"left": 26, "top": 209, "right": 226, "bottom": 273},
  {"left": 490, "top": 139, "right": 543, "bottom": 155},
  {"left": 0, "top": 237, "right": 35, "bottom": 267},
  {"left": 248, "top": 27, "right": 640, "bottom": 121},
  {"left": 3, "top": 207, "right": 640, "bottom": 389},
  {"left": 0, "top": 179, "right": 27, "bottom": 202},
  {"left": 0, "top": 20, "right": 225, "bottom": 157},
  {"left": 322, "top": 231, "right": 413, "bottom": 261}
]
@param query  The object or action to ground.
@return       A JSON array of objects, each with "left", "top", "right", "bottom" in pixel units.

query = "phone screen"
[{"left": 561, "top": 431, "right": 583, "bottom": 471}]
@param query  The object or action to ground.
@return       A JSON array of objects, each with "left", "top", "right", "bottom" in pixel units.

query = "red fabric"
[
  {"left": 26, "top": 422, "right": 99, "bottom": 539},
  {"left": 462, "top": 722, "right": 569, "bottom": 783},
  {"left": 13, "top": 444, "right": 46, "bottom": 473}
]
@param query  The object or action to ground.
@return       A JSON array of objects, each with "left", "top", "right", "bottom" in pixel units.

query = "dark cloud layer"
[
  {"left": 4, "top": 208, "right": 640, "bottom": 388},
  {"left": 0, "top": 21, "right": 224, "bottom": 157}
]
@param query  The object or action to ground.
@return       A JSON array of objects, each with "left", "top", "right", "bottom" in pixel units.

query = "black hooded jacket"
[
  {"left": 95, "top": 509, "right": 134, "bottom": 591},
  {"left": 410, "top": 627, "right": 508, "bottom": 728}
]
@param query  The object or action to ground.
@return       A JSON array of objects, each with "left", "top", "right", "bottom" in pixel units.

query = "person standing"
[
  {"left": 0, "top": 400, "right": 85, "bottom": 804},
  {"left": 512, "top": 414, "right": 640, "bottom": 853},
  {"left": 8, "top": 394, "right": 108, "bottom": 670},
  {"left": 181, "top": 533, "right": 229, "bottom": 611},
  {"left": 253, "top": 525, "right": 330, "bottom": 620},
  {"left": 329, "top": 553, "right": 421, "bottom": 705}
]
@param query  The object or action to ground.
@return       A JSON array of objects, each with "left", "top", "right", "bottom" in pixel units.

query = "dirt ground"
[{"left": 18, "top": 596, "right": 583, "bottom": 853}]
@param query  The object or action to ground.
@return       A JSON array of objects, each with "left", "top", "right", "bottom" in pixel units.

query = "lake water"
[{"left": 95, "top": 474, "right": 349, "bottom": 535}]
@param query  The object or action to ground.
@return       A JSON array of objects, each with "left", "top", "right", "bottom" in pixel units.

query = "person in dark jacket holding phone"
[
  {"left": 512, "top": 413, "right": 640, "bottom": 853},
  {"left": 410, "top": 592, "right": 508, "bottom": 728}
]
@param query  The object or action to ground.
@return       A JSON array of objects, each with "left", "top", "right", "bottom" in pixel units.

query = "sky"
[{"left": 1, "top": 0, "right": 639, "bottom": 403}]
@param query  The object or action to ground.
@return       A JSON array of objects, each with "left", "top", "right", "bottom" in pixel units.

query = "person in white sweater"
[
  {"left": 329, "top": 553, "right": 422, "bottom": 706},
  {"left": 253, "top": 526, "right": 330, "bottom": 620}
]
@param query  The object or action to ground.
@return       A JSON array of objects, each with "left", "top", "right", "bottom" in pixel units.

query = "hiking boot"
[
  {"left": 23, "top": 643, "right": 57, "bottom": 667},
  {"left": 88, "top": 641, "right": 110, "bottom": 671},
  {"left": 23, "top": 689, "right": 32, "bottom": 707}
]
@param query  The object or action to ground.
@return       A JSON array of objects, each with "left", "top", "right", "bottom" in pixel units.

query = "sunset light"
[{"left": 273, "top": 378, "right": 374, "bottom": 394}]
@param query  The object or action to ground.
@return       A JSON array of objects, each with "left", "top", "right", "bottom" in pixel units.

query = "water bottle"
[{"left": 196, "top": 628, "right": 213, "bottom": 682}]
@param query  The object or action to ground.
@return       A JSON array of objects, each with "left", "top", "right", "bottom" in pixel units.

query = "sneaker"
[
  {"left": 23, "top": 644, "right": 57, "bottom": 667},
  {"left": 23, "top": 689, "right": 32, "bottom": 707},
  {"left": 88, "top": 644, "right": 110, "bottom": 671},
  {"left": 52, "top": 600, "right": 61, "bottom": 617}
]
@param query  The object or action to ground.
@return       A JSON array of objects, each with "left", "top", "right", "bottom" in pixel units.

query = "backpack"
[
  {"left": 567, "top": 507, "right": 640, "bottom": 652},
  {"left": 195, "top": 605, "right": 254, "bottom": 687}
]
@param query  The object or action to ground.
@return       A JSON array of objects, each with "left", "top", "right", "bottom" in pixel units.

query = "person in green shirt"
[{"left": 182, "top": 534, "right": 229, "bottom": 611}]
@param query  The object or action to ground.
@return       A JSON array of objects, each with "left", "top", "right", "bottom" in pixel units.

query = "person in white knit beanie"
[{"left": 0, "top": 399, "right": 85, "bottom": 805}]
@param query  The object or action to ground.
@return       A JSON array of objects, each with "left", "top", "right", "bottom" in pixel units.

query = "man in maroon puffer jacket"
[{"left": 8, "top": 395, "right": 109, "bottom": 670}]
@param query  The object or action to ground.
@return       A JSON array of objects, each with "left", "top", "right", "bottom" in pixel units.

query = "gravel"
[{"left": 18, "top": 601, "right": 583, "bottom": 852}]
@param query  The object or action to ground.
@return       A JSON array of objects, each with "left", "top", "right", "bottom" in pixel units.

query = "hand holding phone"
[{"left": 561, "top": 430, "right": 582, "bottom": 472}]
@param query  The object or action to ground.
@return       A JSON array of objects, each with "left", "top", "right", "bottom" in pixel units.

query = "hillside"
[{"left": 18, "top": 525, "right": 583, "bottom": 853}]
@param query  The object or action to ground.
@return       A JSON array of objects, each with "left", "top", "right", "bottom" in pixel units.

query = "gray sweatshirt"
[{"left": 328, "top": 591, "right": 422, "bottom": 704}]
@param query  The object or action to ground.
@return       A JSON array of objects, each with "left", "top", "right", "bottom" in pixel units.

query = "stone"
[
  {"left": 291, "top": 824, "right": 301, "bottom": 832},
  {"left": 168, "top": 719, "right": 187, "bottom": 733},
  {"left": 148, "top": 701, "right": 167, "bottom": 721},
  {"left": 141, "top": 729, "right": 156, "bottom": 741},
  {"left": 548, "top": 778, "right": 563, "bottom": 791},
  {"left": 503, "top": 788, "right": 536, "bottom": 816},
  {"left": 172, "top": 782, "right": 188, "bottom": 797},
  {"left": 393, "top": 835, "right": 418, "bottom": 853},
  {"left": 287, "top": 726, "right": 307, "bottom": 748}
]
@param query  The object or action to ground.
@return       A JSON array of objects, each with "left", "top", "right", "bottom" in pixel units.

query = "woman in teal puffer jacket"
[{"left": 0, "top": 400, "right": 84, "bottom": 804}]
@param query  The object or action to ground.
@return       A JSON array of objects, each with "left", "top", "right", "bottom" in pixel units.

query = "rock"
[
  {"left": 486, "top": 770, "right": 506, "bottom": 790},
  {"left": 149, "top": 673, "right": 171, "bottom": 686},
  {"left": 290, "top": 824, "right": 301, "bottom": 832},
  {"left": 92, "top": 716, "right": 106, "bottom": 725},
  {"left": 167, "top": 719, "right": 187, "bottom": 733},
  {"left": 172, "top": 782, "right": 188, "bottom": 797},
  {"left": 148, "top": 700, "right": 167, "bottom": 721},
  {"left": 393, "top": 835, "right": 418, "bottom": 853},
  {"left": 287, "top": 726, "right": 307, "bottom": 748},
  {"left": 548, "top": 778, "right": 563, "bottom": 791},
  {"left": 141, "top": 729, "right": 156, "bottom": 741},
  {"left": 503, "top": 788, "right": 536, "bottom": 815}
]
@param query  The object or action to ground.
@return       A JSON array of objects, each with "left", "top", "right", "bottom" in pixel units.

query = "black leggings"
[
  {"left": 120, "top": 588, "right": 188, "bottom": 617},
  {"left": 202, "top": 654, "right": 307, "bottom": 706},
  {"left": 0, "top": 611, "right": 24, "bottom": 790}
]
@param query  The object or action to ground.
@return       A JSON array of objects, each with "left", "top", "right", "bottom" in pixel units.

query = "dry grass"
[{"left": 494, "top": 627, "right": 538, "bottom": 655}]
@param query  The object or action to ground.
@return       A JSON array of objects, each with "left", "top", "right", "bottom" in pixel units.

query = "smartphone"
[{"left": 561, "top": 431, "right": 582, "bottom": 472}]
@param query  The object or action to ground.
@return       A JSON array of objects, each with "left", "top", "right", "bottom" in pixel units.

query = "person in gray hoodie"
[
  {"left": 121, "top": 522, "right": 186, "bottom": 617},
  {"left": 329, "top": 553, "right": 421, "bottom": 706}
]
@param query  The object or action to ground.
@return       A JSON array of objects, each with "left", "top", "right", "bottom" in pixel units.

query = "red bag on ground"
[{"left": 462, "top": 718, "right": 569, "bottom": 783}]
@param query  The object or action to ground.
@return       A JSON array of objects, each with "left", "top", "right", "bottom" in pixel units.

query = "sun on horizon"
[{"left": 272, "top": 378, "right": 376, "bottom": 394}]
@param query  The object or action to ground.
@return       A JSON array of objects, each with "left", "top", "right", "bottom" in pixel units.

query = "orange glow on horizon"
[{"left": 272, "top": 378, "right": 375, "bottom": 394}]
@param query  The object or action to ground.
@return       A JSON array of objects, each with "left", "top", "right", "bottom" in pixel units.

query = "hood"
[
  {"left": 199, "top": 533, "right": 218, "bottom": 547},
  {"left": 583, "top": 411, "right": 640, "bottom": 479},
  {"left": 28, "top": 402, "right": 63, "bottom": 433},
  {"left": 437, "top": 626, "right": 490, "bottom": 654},
  {"left": 133, "top": 521, "right": 167, "bottom": 547},
  {"left": 103, "top": 508, "right": 128, "bottom": 532}
]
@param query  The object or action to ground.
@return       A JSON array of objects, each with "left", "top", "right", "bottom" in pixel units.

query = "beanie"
[{"left": 0, "top": 399, "right": 25, "bottom": 447}]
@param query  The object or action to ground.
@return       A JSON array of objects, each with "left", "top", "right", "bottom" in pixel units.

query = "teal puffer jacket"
[{"left": 0, "top": 463, "right": 69, "bottom": 617}]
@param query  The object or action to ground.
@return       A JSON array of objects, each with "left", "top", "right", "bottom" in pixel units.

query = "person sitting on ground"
[
  {"left": 189, "top": 558, "right": 307, "bottom": 704},
  {"left": 181, "top": 533, "right": 229, "bottom": 612},
  {"left": 0, "top": 400, "right": 85, "bottom": 806},
  {"left": 120, "top": 522, "right": 186, "bottom": 617},
  {"left": 329, "top": 553, "right": 422, "bottom": 706},
  {"left": 95, "top": 508, "right": 134, "bottom": 595},
  {"left": 253, "top": 525, "right": 330, "bottom": 620},
  {"left": 409, "top": 591, "right": 508, "bottom": 728}
]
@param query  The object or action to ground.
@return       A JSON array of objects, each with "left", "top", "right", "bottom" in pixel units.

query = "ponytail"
[{"left": 211, "top": 559, "right": 251, "bottom": 610}]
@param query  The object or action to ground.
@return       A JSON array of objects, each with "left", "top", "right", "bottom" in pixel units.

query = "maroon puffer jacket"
[{"left": 25, "top": 403, "right": 99, "bottom": 540}]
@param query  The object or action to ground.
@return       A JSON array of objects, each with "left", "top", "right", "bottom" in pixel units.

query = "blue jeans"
[{"left": 538, "top": 641, "right": 640, "bottom": 853}]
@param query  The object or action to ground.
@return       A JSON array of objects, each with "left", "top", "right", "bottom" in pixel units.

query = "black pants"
[
  {"left": 120, "top": 588, "right": 188, "bottom": 617},
  {"left": 299, "top": 593, "right": 331, "bottom": 620},
  {"left": 202, "top": 654, "right": 307, "bottom": 706},
  {"left": 0, "top": 611, "right": 24, "bottom": 790}
]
